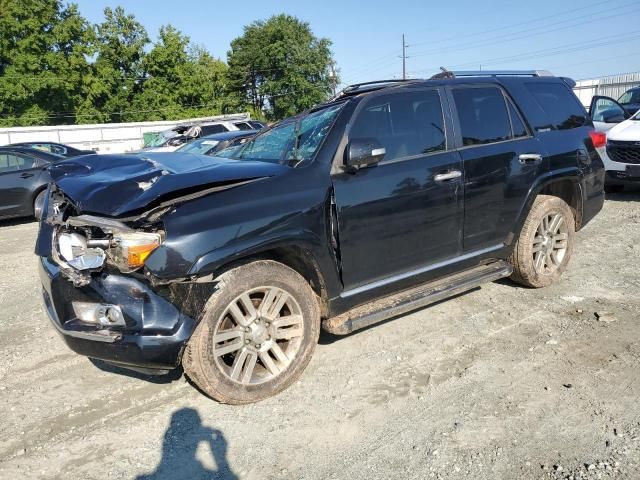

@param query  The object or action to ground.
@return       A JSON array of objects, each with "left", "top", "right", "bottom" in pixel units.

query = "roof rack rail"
[
  {"left": 342, "top": 79, "right": 412, "bottom": 91},
  {"left": 330, "top": 79, "right": 419, "bottom": 101},
  {"left": 448, "top": 70, "right": 554, "bottom": 78}
]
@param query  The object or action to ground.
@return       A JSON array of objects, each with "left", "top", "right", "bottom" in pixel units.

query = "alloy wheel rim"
[
  {"left": 212, "top": 286, "right": 304, "bottom": 385},
  {"left": 532, "top": 212, "right": 568, "bottom": 275}
]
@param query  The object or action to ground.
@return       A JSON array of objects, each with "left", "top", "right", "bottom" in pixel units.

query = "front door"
[
  {"left": 332, "top": 88, "right": 464, "bottom": 292},
  {"left": 589, "top": 95, "right": 630, "bottom": 132}
]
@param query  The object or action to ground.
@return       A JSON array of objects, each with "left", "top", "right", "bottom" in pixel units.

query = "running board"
[{"left": 323, "top": 261, "right": 513, "bottom": 335}]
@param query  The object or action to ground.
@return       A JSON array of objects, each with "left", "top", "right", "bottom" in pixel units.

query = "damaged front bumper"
[{"left": 39, "top": 256, "right": 196, "bottom": 372}]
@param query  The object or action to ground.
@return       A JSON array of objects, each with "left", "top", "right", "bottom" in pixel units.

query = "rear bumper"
[{"left": 39, "top": 256, "right": 196, "bottom": 371}]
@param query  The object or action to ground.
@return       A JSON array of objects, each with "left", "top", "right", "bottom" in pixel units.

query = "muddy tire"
[
  {"left": 182, "top": 260, "right": 320, "bottom": 404},
  {"left": 510, "top": 195, "right": 575, "bottom": 288}
]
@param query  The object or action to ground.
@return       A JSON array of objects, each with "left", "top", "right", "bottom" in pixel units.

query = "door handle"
[
  {"left": 19, "top": 172, "right": 34, "bottom": 178},
  {"left": 434, "top": 170, "right": 462, "bottom": 182},
  {"left": 518, "top": 153, "right": 543, "bottom": 165}
]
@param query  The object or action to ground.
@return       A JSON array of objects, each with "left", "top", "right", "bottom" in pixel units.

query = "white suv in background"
[{"left": 590, "top": 95, "right": 640, "bottom": 192}]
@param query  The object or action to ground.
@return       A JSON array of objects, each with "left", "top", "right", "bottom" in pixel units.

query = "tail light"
[{"left": 589, "top": 130, "right": 607, "bottom": 148}]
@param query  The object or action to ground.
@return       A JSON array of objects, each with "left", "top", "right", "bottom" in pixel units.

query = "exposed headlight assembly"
[{"left": 109, "top": 231, "right": 163, "bottom": 273}]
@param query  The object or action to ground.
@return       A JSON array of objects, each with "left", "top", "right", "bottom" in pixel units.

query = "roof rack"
[
  {"left": 430, "top": 69, "right": 553, "bottom": 79},
  {"left": 331, "top": 79, "right": 419, "bottom": 101}
]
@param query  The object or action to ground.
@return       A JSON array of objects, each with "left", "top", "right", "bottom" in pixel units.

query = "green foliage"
[
  {"left": 0, "top": 0, "right": 92, "bottom": 126},
  {"left": 227, "top": 14, "right": 336, "bottom": 120},
  {"left": 0, "top": 4, "right": 335, "bottom": 126}
]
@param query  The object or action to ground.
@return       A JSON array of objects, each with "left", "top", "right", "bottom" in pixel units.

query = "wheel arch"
[
  {"left": 195, "top": 244, "right": 331, "bottom": 319},
  {"left": 510, "top": 170, "right": 584, "bottom": 245}
]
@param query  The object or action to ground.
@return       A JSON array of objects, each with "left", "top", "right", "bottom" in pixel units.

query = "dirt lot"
[{"left": 0, "top": 189, "right": 639, "bottom": 480}]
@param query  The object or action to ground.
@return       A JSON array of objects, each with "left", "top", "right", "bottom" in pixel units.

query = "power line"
[
  {"left": 409, "top": 2, "right": 640, "bottom": 59},
  {"left": 408, "top": 0, "right": 620, "bottom": 48},
  {"left": 408, "top": 32, "right": 640, "bottom": 76}
]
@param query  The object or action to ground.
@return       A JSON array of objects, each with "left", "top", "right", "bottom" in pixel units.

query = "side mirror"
[{"left": 345, "top": 138, "right": 386, "bottom": 169}]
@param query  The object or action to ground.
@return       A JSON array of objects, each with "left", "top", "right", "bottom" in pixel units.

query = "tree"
[
  {"left": 130, "top": 26, "right": 227, "bottom": 121},
  {"left": 227, "top": 14, "right": 336, "bottom": 120},
  {"left": 0, "top": 0, "right": 92, "bottom": 126},
  {"left": 76, "top": 6, "right": 149, "bottom": 123}
]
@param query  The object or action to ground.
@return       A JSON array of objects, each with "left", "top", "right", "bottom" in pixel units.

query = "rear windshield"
[{"left": 525, "top": 82, "right": 587, "bottom": 131}]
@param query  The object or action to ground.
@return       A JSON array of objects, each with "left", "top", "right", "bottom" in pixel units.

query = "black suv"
[{"left": 36, "top": 71, "right": 604, "bottom": 404}]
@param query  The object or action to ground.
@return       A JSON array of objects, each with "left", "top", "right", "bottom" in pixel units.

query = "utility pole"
[{"left": 402, "top": 34, "right": 407, "bottom": 80}]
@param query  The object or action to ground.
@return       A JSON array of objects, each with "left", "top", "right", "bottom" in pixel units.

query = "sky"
[{"left": 73, "top": 0, "right": 640, "bottom": 88}]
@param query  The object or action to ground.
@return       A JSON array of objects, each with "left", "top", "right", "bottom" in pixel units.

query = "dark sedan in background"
[
  {"left": 174, "top": 130, "right": 259, "bottom": 157},
  {"left": 7, "top": 142, "right": 95, "bottom": 157},
  {"left": 0, "top": 146, "right": 66, "bottom": 220}
]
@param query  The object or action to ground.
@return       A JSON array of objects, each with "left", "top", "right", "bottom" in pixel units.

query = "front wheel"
[
  {"left": 183, "top": 260, "right": 320, "bottom": 404},
  {"left": 510, "top": 195, "right": 575, "bottom": 288}
]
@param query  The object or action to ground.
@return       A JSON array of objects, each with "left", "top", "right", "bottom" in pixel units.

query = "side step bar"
[{"left": 323, "top": 261, "right": 513, "bottom": 335}]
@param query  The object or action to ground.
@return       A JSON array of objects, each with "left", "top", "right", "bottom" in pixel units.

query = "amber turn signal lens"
[{"left": 127, "top": 242, "right": 160, "bottom": 268}]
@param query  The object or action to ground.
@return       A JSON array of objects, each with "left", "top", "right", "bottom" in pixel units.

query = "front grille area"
[{"left": 607, "top": 140, "right": 640, "bottom": 164}]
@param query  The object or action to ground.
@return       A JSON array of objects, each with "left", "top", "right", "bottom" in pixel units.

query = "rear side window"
[
  {"left": 349, "top": 90, "right": 446, "bottom": 162},
  {"left": 233, "top": 122, "right": 253, "bottom": 131},
  {"left": 525, "top": 82, "right": 587, "bottom": 131},
  {"left": 200, "top": 124, "right": 228, "bottom": 135},
  {"left": 452, "top": 87, "right": 511, "bottom": 146}
]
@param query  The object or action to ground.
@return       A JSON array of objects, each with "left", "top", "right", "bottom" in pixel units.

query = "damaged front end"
[
  {"left": 43, "top": 187, "right": 164, "bottom": 287},
  {"left": 35, "top": 153, "right": 281, "bottom": 371}
]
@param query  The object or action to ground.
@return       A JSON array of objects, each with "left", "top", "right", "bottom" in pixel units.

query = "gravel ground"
[{"left": 0, "top": 189, "right": 639, "bottom": 480}]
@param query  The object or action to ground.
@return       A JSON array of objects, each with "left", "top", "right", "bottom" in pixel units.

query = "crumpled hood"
[{"left": 49, "top": 152, "right": 286, "bottom": 217}]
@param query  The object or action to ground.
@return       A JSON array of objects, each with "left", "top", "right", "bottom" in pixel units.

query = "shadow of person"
[{"left": 137, "top": 408, "right": 238, "bottom": 480}]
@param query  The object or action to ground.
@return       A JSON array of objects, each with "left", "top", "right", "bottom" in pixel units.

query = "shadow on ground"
[{"left": 136, "top": 408, "right": 237, "bottom": 480}]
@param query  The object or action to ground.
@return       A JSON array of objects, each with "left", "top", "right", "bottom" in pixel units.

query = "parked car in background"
[
  {"left": 175, "top": 130, "right": 258, "bottom": 157},
  {"left": 36, "top": 70, "right": 604, "bottom": 404},
  {"left": 590, "top": 95, "right": 640, "bottom": 192},
  {"left": 618, "top": 87, "right": 640, "bottom": 116},
  {"left": 7, "top": 142, "right": 94, "bottom": 157},
  {"left": 143, "top": 119, "right": 266, "bottom": 152},
  {"left": 0, "top": 146, "right": 67, "bottom": 220}
]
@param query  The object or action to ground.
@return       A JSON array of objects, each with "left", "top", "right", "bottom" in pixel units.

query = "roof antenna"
[{"left": 430, "top": 67, "right": 455, "bottom": 80}]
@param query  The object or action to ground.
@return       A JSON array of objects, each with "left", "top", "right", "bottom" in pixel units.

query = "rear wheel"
[
  {"left": 183, "top": 260, "right": 320, "bottom": 404},
  {"left": 510, "top": 195, "right": 575, "bottom": 288}
]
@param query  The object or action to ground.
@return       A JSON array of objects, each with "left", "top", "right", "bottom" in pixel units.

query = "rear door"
[
  {"left": 332, "top": 87, "right": 464, "bottom": 291},
  {"left": 448, "top": 85, "right": 546, "bottom": 253},
  {"left": 0, "top": 151, "right": 43, "bottom": 217}
]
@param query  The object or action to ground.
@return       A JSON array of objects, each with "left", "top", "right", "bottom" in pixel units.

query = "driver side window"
[
  {"left": 0, "top": 153, "right": 36, "bottom": 173},
  {"left": 349, "top": 90, "right": 446, "bottom": 163}
]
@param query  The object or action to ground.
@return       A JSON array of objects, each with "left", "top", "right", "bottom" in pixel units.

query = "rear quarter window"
[{"left": 525, "top": 82, "right": 587, "bottom": 131}]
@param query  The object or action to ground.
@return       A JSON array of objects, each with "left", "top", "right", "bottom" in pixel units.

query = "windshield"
[
  {"left": 176, "top": 138, "right": 219, "bottom": 154},
  {"left": 231, "top": 103, "right": 344, "bottom": 165}
]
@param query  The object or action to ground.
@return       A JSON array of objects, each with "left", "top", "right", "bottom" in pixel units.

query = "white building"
[{"left": 0, "top": 113, "right": 250, "bottom": 154}]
